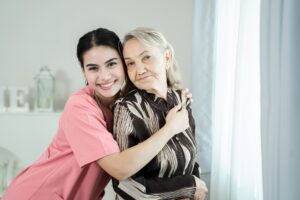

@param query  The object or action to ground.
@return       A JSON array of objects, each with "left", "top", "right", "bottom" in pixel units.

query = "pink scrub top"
[{"left": 2, "top": 86, "right": 120, "bottom": 200}]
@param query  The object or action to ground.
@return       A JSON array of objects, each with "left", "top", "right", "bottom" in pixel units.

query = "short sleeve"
[{"left": 63, "top": 95, "right": 120, "bottom": 167}]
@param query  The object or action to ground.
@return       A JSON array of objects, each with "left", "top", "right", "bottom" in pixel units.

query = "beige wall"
[
  {"left": 0, "top": 0, "right": 194, "bottom": 110},
  {"left": 0, "top": 2, "right": 194, "bottom": 197}
]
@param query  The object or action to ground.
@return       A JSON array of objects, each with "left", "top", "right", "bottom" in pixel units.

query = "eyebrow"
[
  {"left": 85, "top": 58, "right": 118, "bottom": 67},
  {"left": 104, "top": 58, "right": 118, "bottom": 64},
  {"left": 86, "top": 63, "right": 98, "bottom": 67},
  {"left": 124, "top": 51, "right": 148, "bottom": 60}
]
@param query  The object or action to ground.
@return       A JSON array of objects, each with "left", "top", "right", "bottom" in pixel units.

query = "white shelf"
[{"left": 0, "top": 111, "right": 62, "bottom": 116}]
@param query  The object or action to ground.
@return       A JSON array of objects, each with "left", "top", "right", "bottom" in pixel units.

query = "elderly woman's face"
[{"left": 123, "top": 38, "right": 170, "bottom": 97}]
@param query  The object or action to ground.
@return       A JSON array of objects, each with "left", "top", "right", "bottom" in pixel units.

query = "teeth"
[
  {"left": 99, "top": 81, "right": 114, "bottom": 89},
  {"left": 102, "top": 82, "right": 113, "bottom": 87}
]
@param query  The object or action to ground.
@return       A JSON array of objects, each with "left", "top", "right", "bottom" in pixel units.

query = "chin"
[
  {"left": 107, "top": 90, "right": 119, "bottom": 97},
  {"left": 138, "top": 85, "right": 152, "bottom": 91}
]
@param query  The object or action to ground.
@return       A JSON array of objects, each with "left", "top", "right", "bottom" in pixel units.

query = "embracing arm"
[
  {"left": 97, "top": 103, "right": 189, "bottom": 180},
  {"left": 110, "top": 157, "right": 202, "bottom": 199},
  {"left": 63, "top": 94, "right": 188, "bottom": 181},
  {"left": 112, "top": 175, "right": 198, "bottom": 200},
  {"left": 97, "top": 123, "right": 175, "bottom": 180}
]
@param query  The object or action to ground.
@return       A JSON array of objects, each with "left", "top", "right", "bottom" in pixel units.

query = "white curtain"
[
  {"left": 260, "top": 0, "right": 300, "bottom": 199},
  {"left": 209, "top": 0, "right": 263, "bottom": 199},
  {"left": 191, "top": 0, "right": 216, "bottom": 195}
]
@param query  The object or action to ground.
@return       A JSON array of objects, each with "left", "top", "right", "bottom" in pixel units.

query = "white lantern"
[{"left": 34, "top": 66, "right": 54, "bottom": 112}]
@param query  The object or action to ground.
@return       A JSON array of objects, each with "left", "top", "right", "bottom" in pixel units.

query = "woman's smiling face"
[{"left": 82, "top": 45, "right": 125, "bottom": 105}]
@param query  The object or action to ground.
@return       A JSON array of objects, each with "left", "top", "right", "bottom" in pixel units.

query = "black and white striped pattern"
[{"left": 112, "top": 89, "right": 200, "bottom": 200}]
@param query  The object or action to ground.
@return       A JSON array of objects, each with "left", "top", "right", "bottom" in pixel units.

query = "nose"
[
  {"left": 136, "top": 62, "right": 147, "bottom": 75},
  {"left": 98, "top": 68, "right": 111, "bottom": 81}
]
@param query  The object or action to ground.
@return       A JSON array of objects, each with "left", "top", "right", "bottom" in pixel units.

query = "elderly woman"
[{"left": 112, "top": 27, "right": 208, "bottom": 200}]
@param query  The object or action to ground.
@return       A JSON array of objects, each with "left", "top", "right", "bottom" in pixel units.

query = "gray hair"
[{"left": 123, "top": 27, "right": 182, "bottom": 89}]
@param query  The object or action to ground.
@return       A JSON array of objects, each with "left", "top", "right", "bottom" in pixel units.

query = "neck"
[
  {"left": 102, "top": 98, "right": 115, "bottom": 107},
  {"left": 94, "top": 94, "right": 118, "bottom": 108},
  {"left": 148, "top": 86, "right": 168, "bottom": 100}
]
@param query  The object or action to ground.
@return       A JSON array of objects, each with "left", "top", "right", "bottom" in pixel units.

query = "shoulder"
[
  {"left": 169, "top": 89, "right": 183, "bottom": 102},
  {"left": 64, "top": 86, "right": 98, "bottom": 112},
  {"left": 60, "top": 87, "right": 106, "bottom": 125},
  {"left": 169, "top": 88, "right": 193, "bottom": 110},
  {"left": 112, "top": 89, "right": 146, "bottom": 115},
  {"left": 172, "top": 89, "right": 182, "bottom": 96},
  {"left": 67, "top": 86, "right": 94, "bottom": 104},
  {"left": 114, "top": 88, "right": 142, "bottom": 106}
]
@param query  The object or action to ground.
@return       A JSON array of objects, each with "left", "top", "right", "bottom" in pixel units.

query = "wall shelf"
[{"left": 0, "top": 111, "right": 62, "bottom": 116}]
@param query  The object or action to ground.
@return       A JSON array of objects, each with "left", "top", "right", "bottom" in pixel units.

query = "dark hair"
[
  {"left": 77, "top": 27, "right": 134, "bottom": 94},
  {"left": 77, "top": 28, "right": 122, "bottom": 69},
  {"left": 76, "top": 28, "right": 134, "bottom": 131}
]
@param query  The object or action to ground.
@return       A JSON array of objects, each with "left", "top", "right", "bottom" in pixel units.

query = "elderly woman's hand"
[
  {"left": 181, "top": 88, "right": 193, "bottom": 107},
  {"left": 165, "top": 104, "right": 189, "bottom": 136},
  {"left": 193, "top": 176, "right": 208, "bottom": 200}
]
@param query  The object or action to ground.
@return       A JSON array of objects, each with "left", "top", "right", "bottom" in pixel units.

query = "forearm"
[
  {"left": 113, "top": 175, "right": 197, "bottom": 200},
  {"left": 98, "top": 124, "right": 173, "bottom": 180}
]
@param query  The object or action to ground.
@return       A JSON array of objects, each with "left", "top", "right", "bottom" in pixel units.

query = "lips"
[
  {"left": 97, "top": 80, "right": 116, "bottom": 90},
  {"left": 137, "top": 75, "right": 152, "bottom": 81}
]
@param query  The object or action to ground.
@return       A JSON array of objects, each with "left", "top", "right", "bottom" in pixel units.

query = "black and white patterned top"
[{"left": 112, "top": 88, "right": 200, "bottom": 200}]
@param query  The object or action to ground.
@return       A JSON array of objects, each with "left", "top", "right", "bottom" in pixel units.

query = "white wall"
[
  {"left": 0, "top": 113, "right": 60, "bottom": 167},
  {"left": 0, "top": 0, "right": 194, "bottom": 110},
  {"left": 0, "top": 1, "right": 194, "bottom": 198}
]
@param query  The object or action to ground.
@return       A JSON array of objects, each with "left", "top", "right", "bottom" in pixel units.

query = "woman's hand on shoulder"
[
  {"left": 181, "top": 88, "right": 193, "bottom": 107},
  {"left": 193, "top": 176, "right": 208, "bottom": 200},
  {"left": 165, "top": 104, "right": 189, "bottom": 136}
]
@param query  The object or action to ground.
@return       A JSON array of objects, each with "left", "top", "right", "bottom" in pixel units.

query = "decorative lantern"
[{"left": 34, "top": 66, "right": 54, "bottom": 112}]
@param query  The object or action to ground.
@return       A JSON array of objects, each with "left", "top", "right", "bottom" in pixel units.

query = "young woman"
[
  {"left": 112, "top": 27, "right": 208, "bottom": 200},
  {"left": 2, "top": 28, "right": 191, "bottom": 200}
]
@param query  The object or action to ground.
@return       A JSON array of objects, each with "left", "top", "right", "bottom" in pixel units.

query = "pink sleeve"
[{"left": 63, "top": 95, "right": 120, "bottom": 167}]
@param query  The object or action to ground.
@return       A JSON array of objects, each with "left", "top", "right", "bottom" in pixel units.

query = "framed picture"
[
  {"left": 0, "top": 86, "right": 6, "bottom": 112},
  {"left": 7, "top": 86, "right": 29, "bottom": 112}
]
